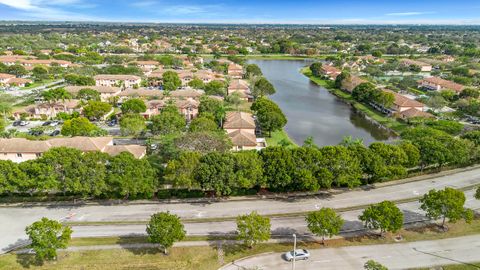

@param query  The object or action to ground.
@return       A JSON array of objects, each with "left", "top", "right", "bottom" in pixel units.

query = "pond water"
[{"left": 249, "top": 59, "right": 395, "bottom": 146}]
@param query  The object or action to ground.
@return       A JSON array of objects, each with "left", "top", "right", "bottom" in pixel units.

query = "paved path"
[
  {"left": 220, "top": 235, "right": 480, "bottom": 270},
  {"left": 1, "top": 168, "right": 479, "bottom": 253}
]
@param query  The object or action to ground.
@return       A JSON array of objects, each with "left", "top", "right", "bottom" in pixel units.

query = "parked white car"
[{"left": 284, "top": 249, "right": 310, "bottom": 261}]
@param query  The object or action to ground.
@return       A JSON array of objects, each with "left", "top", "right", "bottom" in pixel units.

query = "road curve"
[{"left": 219, "top": 235, "right": 480, "bottom": 270}]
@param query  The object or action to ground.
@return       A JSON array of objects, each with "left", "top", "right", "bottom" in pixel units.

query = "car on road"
[
  {"left": 50, "top": 130, "right": 60, "bottom": 136},
  {"left": 42, "top": 121, "right": 51, "bottom": 126},
  {"left": 19, "top": 121, "right": 29, "bottom": 126},
  {"left": 12, "top": 121, "right": 21, "bottom": 126},
  {"left": 29, "top": 130, "right": 44, "bottom": 136},
  {"left": 284, "top": 249, "right": 310, "bottom": 261},
  {"left": 50, "top": 120, "right": 60, "bottom": 127}
]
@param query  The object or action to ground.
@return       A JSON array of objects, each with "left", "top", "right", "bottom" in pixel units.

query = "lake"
[{"left": 248, "top": 59, "right": 394, "bottom": 146}]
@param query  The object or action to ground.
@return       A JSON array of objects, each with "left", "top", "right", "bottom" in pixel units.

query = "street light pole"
[{"left": 292, "top": 233, "right": 297, "bottom": 270}]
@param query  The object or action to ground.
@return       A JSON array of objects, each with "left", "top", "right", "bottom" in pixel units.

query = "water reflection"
[{"left": 249, "top": 59, "right": 395, "bottom": 146}]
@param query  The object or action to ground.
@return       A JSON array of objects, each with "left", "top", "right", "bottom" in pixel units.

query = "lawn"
[
  {"left": 264, "top": 129, "right": 297, "bottom": 147},
  {"left": 2, "top": 219, "right": 479, "bottom": 270}
]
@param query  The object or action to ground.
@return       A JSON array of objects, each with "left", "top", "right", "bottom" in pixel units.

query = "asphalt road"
[
  {"left": 1, "top": 167, "right": 479, "bottom": 253},
  {"left": 220, "top": 235, "right": 480, "bottom": 270},
  {"left": 68, "top": 190, "right": 479, "bottom": 239}
]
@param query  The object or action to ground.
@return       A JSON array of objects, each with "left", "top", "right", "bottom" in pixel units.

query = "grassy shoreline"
[{"left": 301, "top": 67, "right": 408, "bottom": 134}]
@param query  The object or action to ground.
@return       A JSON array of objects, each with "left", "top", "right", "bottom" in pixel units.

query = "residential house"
[
  {"left": 65, "top": 86, "right": 122, "bottom": 102},
  {"left": 418, "top": 77, "right": 465, "bottom": 93},
  {"left": 228, "top": 63, "right": 244, "bottom": 79},
  {"left": 143, "top": 98, "right": 199, "bottom": 120},
  {"left": 228, "top": 79, "right": 251, "bottom": 100},
  {"left": 94, "top": 74, "right": 141, "bottom": 88},
  {"left": 0, "top": 73, "right": 32, "bottom": 87},
  {"left": 384, "top": 90, "right": 426, "bottom": 112},
  {"left": 340, "top": 75, "right": 366, "bottom": 93},
  {"left": 223, "top": 111, "right": 266, "bottom": 151},
  {"left": 400, "top": 59, "right": 432, "bottom": 72},
  {"left": 35, "top": 100, "right": 81, "bottom": 119},
  {"left": 131, "top": 60, "right": 159, "bottom": 70},
  {"left": 117, "top": 88, "right": 164, "bottom": 101},
  {"left": 0, "top": 137, "right": 146, "bottom": 163},
  {"left": 320, "top": 65, "right": 342, "bottom": 80},
  {"left": 398, "top": 108, "right": 434, "bottom": 119}
]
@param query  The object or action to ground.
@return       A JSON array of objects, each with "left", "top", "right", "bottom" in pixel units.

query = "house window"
[
  {"left": 36, "top": 153, "right": 42, "bottom": 157},
  {"left": 16, "top": 153, "right": 23, "bottom": 158}
]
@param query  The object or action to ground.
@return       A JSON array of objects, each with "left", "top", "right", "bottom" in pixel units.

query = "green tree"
[
  {"left": 174, "top": 131, "right": 232, "bottom": 154},
  {"left": 194, "top": 152, "right": 236, "bottom": 196},
  {"left": 150, "top": 105, "right": 185, "bottom": 135},
  {"left": 245, "top": 64, "right": 263, "bottom": 78},
  {"left": 162, "top": 71, "right": 182, "bottom": 91},
  {"left": 320, "top": 145, "right": 362, "bottom": 188},
  {"left": 120, "top": 113, "right": 146, "bottom": 137},
  {"left": 146, "top": 212, "right": 186, "bottom": 254},
  {"left": 164, "top": 152, "right": 201, "bottom": 189},
  {"left": 188, "top": 116, "right": 218, "bottom": 132},
  {"left": 25, "top": 217, "right": 72, "bottom": 262},
  {"left": 420, "top": 188, "right": 474, "bottom": 230},
  {"left": 364, "top": 260, "right": 388, "bottom": 270},
  {"left": 252, "top": 77, "right": 276, "bottom": 97},
  {"left": 0, "top": 160, "right": 28, "bottom": 194},
  {"left": 32, "top": 66, "right": 49, "bottom": 81},
  {"left": 306, "top": 208, "right": 344, "bottom": 245},
  {"left": 309, "top": 62, "right": 323, "bottom": 77},
  {"left": 260, "top": 146, "right": 295, "bottom": 189},
  {"left": 6, "top": 64, "right": 27, "bottom": 77},
  {"left": 205, "top": 80, "right": 226, "bottom": 96},
  {"left": 42, "top": 87, "right": 72, "bottom": 102},
  {"left": 61, "top": 117, "right": 104, "bottom": 136},
  {"left": 251, "top": 97, "right": 287, "bottom": 136},
  {"left": 234, "top": 150, "right": 265, "bottom": 188},
  {"left": 359, "top": 201, "right": 404, "bottom": 236},
  {"left": 188, "top": 77, "right": 205, "bottom": 89},
  {"left": 106, "top": 152, "right": 156, "bottom": 199},
  {"left": 121, "top": 98, "right": 146, "bottom": 114},
  {"left": 475, "top": 186, "right": 480, "bottom": 200},
  {"left": 83, "top": 100, "right": 112, "bottom": 120},
  {"left": 77, "top": 88, "right": 100, "bottom": 101},
  {"left": 236, "top": 211, "right": 271, "bottom": 248}
]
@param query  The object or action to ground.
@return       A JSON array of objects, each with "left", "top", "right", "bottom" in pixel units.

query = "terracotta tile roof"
[
  {"left": 0, "top": 73, "right": 15, "bottom": 79},
  {"left": 94, "top": 74, "right": 141, "bottom": 80},
  {"left": 104, "top": 145, "right": 146, "bottom": 158},
  {"left": 65, "top": 86, "right": 122, "bottom": 94},
  {"left": 131, "top": 60, "right": 159, "bottom": 65},
  {"left": 118, "top": 88, "right": 164, "bottom": 98},
  {"left": 0, "top": 137, "right": 146, "bottom": 158},
  {"left": 399, "top": 108, "right": 434, "bottom": 119},
  {"left": 228, "top": 79, "right": 249, "bottom": 90},
  {"left": 420, "top": 77, "right": 465, "bottom": 92},
  {"left": 5, "top": 78, "right": 31, "bottom": 85},
  {"left": 21, "top": 59, "right": 72, "bottom": 66},
  {"left": 175, "top": 98, "right": 199, "bottom": 109},
  {"left": 224, "top": 111, "right": 255, "bottom": 129},
  {"left": 342, "top": 76, "right": 366, "bottom": 92},
  {"left": 36, "top": 100, "right": 80, "bottom": 109},
  {"left": 384, "top": 89, "right": 425, "bottom": 108},
  {"left": 169, "top": 88, "right": 204, "bottom": 98},
  {"left": 228, "top": 63, "right": 243, "bottom": 71},
  {"left": 228, "top": 129, "right": 257, "bottom": 147},
  {"left": 400, "top": 59, "right": 431, "bottom": 67}
]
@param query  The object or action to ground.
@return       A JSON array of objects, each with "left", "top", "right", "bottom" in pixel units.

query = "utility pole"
[{"left": 292, "top": 233, "right": 297, "bottom": 270}]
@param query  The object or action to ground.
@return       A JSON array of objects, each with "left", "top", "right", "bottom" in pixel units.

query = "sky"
[{"left": 0, "top": 0, "right": 480, "bottom": 24}]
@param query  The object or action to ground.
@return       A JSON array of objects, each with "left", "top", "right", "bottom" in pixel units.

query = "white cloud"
[
  {"left": 386, "top": 11, "right": 436, "bottom": 16},
  {"left": 162, "top": 4, "right": 223, "bottom": 15},
  {"left": 0, "top": 0, "right": 97, "bottom": 20}
]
